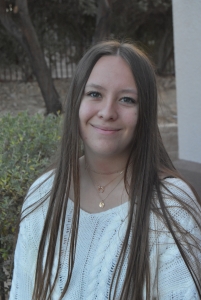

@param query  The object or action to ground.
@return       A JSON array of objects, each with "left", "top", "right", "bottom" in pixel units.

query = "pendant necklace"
[
  {"left": 86, "top": 164, "right": 124, "bottom": 194},
  {"left": 86, "top": 166, "right": 124, "bottom": 208},
  {"left": 96, "top": 170, "right": 123, "bottom": 193},
  {"left": 97, "top": 177, "right": 123, "bottom": 208}
]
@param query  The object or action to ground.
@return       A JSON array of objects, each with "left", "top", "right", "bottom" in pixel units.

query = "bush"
[{"left": 0, "top": 112, "right": 62, "bottom": 297}]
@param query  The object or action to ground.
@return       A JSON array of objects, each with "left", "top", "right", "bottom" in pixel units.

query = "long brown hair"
[{"left": 27, "top": 41, "right": 201, "bottom": 299}]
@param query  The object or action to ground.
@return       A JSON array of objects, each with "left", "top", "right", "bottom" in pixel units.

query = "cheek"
[
  {"left": 126, "top": 110, "right": 138, "bottom": 129},
  {"left": 78, "top": 105, "right": 85, "bottom": 139},
  {"left": 78, "top": 102, "right": 85, "bottom": 121},
  {"left": 79, "top": 122, "right": 87, "bottom": 142},
  {"left": 79, "top": 108, "right": 88, "bottom": 133},
  {"left": 79, "top": 103, "right": 92, "bottom": 141},
  {"left": 79, "top": 102, "right": 94, "bottom": 123}
]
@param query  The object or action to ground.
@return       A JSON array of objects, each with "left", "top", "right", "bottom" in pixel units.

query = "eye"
[
  {"left": 87, "top": 91, "right": 101, "bottom": 98},
  {"left": 120, "top": 97, "right": 137, "bottom": 104}
]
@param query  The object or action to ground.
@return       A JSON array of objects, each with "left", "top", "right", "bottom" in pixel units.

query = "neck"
[
  {"left": 79, "top": 155, "right": 129, "bottom": 212},
  {"left": 84, "top": 154, "right": 127, "bottom": 175}
]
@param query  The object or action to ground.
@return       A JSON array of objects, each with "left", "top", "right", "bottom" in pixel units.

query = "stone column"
[{"left": 172, "top": 0, "right": 201, "bottom": 196}]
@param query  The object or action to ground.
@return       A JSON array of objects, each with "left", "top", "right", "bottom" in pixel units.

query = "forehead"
[{"left": 86, "top": 55, "right": 137, "bottom": 90}]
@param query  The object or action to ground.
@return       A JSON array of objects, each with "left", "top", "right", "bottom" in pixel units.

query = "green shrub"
[{"left": 0, "top": 112, "right": 62, "bottom": 297}]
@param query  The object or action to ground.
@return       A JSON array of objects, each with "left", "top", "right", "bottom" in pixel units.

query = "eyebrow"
[
  {"left": 85, "top": 83, "right": 106, "bottom": 91},
  {"left": 85, "top": 84, "right": 138, "bottom": 95}
]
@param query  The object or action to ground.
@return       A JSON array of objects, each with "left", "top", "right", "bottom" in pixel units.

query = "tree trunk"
[
  {"left": 0, "top": 0, "right": 62, "bottom": 115},
  {"left": 93, "top": 0, "right": 112, "bottom": 44}
]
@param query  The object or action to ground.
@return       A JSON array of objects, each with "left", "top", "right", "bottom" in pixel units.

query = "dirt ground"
[{"left": 0, "top": 79, "right": 69, "bottom": 116}]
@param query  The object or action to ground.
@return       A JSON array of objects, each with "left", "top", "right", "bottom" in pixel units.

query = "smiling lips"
[{"left": 91, "top": 124, "right": 120, "bottom": 134}]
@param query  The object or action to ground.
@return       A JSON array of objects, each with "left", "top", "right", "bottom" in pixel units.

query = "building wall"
[{"left": 172, "top": 0, "right": 201, "bottom": 164}]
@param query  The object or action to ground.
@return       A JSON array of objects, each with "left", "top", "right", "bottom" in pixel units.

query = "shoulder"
[
  {"left": 151, "top": 178, "right": 201, "bottom": 233},
  {"left": 22, "top": 169, "right": 55, "bottom": 217},
  {"left": 28, "top": 169, "right": 55, "bottom": 193},
  {"left": 160, "top": 177, "right": 199, "bottom": 211},
  {"left": 149, "top": 179, "right": 201, "bottom": 298},
  {"left": 162, "top": 177, "right": 195, "bottom": 198}
]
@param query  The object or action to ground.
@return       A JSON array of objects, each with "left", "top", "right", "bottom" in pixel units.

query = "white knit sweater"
[{"left": 9, "top": 171, "right": 201, "bottom": 299}]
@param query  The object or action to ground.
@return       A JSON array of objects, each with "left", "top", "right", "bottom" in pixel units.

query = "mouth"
[{"left": 91, "top": 124, "right": 120, "bottom": 134}]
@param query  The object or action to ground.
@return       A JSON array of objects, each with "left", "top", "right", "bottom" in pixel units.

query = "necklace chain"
[
  {"left": 96, "top": 170, "right": 123, "bottom": 193},
  {"left": 85, "top": 163, "right": 124, "bottom": 175},
  {"left": 86, "top": 167, "right": 124, "bottom": 208}
]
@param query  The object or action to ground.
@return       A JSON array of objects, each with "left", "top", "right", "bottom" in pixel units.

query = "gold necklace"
[
  {"left": 96, "top": 171, "right": 123, "bottom": 193},
  {"left": 98, "top": 177, "right": 123, "bottom": 208},
  {"left": 87, "top": 168, "right": 124, "bottom": 208},
  {"left": 86, "top": 165, "right": 124, "bottom": 175},
  {"left": 85, "top": 164, "right": 124, "bottom": 193}
]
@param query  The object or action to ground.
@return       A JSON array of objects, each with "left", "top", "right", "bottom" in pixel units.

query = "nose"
[{"left": 97, "top": 99, "right": 118, "bottom": 121}]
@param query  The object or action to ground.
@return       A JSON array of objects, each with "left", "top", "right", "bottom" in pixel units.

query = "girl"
[{"left": 10, "top": 41, "right": 201, "bottom": 300}]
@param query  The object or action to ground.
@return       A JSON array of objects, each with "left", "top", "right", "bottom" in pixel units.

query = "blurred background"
[
  {"left": 0, "top": 0, "right": 174, "bottom": 81},
  {"left": 0, "top": 0, "right": 175, "bottom": 113}
]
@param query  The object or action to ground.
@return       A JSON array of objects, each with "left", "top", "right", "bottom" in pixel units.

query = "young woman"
[{"left": 10, "top": 41, "right": 201, "bottom": 300}]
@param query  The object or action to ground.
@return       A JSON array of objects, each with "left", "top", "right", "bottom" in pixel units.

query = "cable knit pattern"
[{"left": 9, "top": 172, "right": 201, "bottom": 299}]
